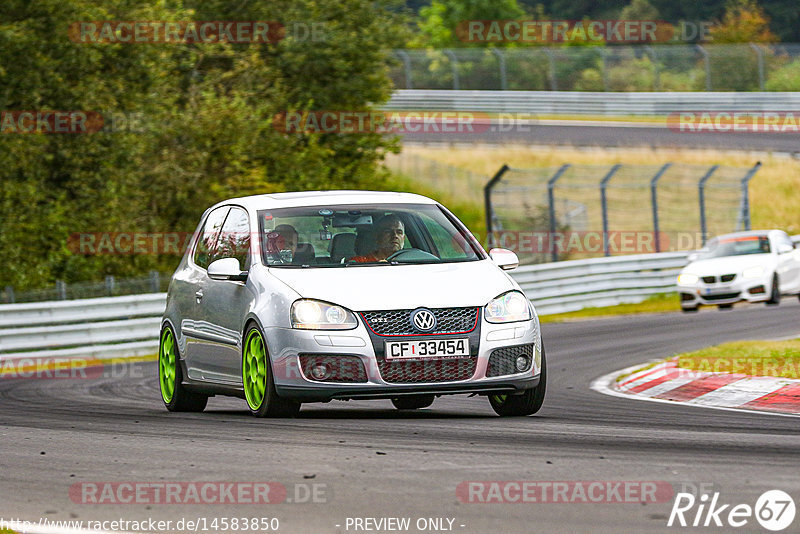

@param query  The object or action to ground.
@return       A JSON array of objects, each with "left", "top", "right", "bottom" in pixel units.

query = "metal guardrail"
[
  {"left": 0, "top": 253, "right": 689, "bottom": 361},
  {"left": 385, "top": 90, "right": 800, "bottom": 116},
  {"left": 0, "top": 294, "right": 165, "bottom": 361},
  {"left": 514, "top": 251, "right": 689, "bottom": 315}
]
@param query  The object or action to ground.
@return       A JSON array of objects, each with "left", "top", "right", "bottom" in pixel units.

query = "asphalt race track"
[
  {"left": 2, "top": 302, "right": 799, "bottom": 533},
  {"left": 403, "top": 123, "right": 800, "bottom": 152}
]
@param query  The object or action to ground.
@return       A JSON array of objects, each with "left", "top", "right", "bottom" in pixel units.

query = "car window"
[
  {"left": 419, "top": 212, "right": 474, "bottom": 260},
  {"left": 193, "top": 207, "right": 229, "bottom": 269},
  {"left": 701, "top": 235, "right": 770, "bottom": 259},
  {"left": 216, "top": 207, "right": 251, "bottom": 270},
  {"left": 258, "top": 203, "right": 483, "bottom": 268}
]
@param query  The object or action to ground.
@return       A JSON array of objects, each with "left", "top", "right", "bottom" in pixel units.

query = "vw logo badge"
[{"left": 410, "top": 308, "right": 436, "bottom": 332}]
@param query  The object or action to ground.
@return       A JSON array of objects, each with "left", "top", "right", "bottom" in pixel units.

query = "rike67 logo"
[{"left": 668, "top": 490, "right": 795, "bottom": 531}]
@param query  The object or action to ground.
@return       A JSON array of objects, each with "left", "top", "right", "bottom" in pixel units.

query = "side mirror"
[
  {"left": 208, "top": 258, "right": 248, "bottom": 282},
  {"left": 489, "top": 248, "right": 519, "bottom": 271},
  {"left": 687, "top": 252, "right": 699, "bottom": 262},
  {"left": 777, "top": 243, "right": 794, "bottom": 255}
]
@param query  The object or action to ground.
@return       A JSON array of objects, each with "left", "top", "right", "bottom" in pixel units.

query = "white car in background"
[{"left": 677, "top": 230, "right": 800, "bottom": 312}]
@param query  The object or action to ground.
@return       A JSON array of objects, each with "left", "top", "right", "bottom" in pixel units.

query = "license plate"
[
  {"left": 704, "top": 286, "right": 729, "bottom": 295},
  {"left": 385, "top": 338, "right": 470, "bottom": 359}
]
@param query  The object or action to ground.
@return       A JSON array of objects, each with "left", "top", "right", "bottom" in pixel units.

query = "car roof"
[
  {"left": 209, "top": 190, "right": 438, "bottom": 212},
  {"left": 710, "top": 230, "right": 781, "bottom": 241}
]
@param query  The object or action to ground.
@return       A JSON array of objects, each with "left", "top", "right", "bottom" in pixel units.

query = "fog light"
[
  {"left": 515, "top": 356, "right": 529, "bottom": 372},
  {"left": 310, "top": 363, "right": 330, "bottom": 380}
]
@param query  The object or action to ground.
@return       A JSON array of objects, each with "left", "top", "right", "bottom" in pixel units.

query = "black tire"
[
  {"left": 766, "top": 274, "right": 780, "bottom": 306},
  {"left": 391, "top": 395, "right": 435, "bottom": 410},
  {"left": 718, "top": 303, "right": 734, "bottom": 310},
  {"left": 242, "top": 324, "right": 301, "bottom": 418},
  {"left": 159, "top": 326, "right": 208, "bottom": 413},
  {"left": 489, "top": 345, "right": 547, "bottom": 417},
  {"left": 681, "top": 306, "right": 699, "bottom": 313}
]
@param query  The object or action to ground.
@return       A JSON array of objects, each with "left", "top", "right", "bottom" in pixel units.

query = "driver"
[{"left": 350, "top": 215, "right": 404, "bottom": 262}]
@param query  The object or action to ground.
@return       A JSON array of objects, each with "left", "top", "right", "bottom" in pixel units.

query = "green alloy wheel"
[
  {"left": 242, "top": 325, "right": 300, "bottom": 418},
  {"left": 489, "top": 345, "right": 547, "bottom": 417},
  {"left": 158, "top": 326, "right": 208, "bottom": 412}
]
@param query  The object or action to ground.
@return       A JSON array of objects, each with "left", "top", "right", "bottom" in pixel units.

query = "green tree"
[
  {"left": 619, "top": 0, "right": 660, "bottom": 21},
  {"left": 0, "top": 0, "right": 408, "bottom": 292},
  {"left": 415, "top": 0, "right": 526, "bottom": 47}
]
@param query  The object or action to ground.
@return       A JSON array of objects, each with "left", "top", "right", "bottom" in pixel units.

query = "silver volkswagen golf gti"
[{"left": 159, "top": 191, "right": 545, "bottom": 417}]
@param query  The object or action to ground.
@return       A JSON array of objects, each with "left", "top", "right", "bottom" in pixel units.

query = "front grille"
[
  {"left": 377, "top": 358, "right": 477, "bottom": 383},
  {"left": 486, "top": 344, "right": 534, "bottom": 377},
  {"left": 360, "top": 307, "right": 479, "bottom": 336},
  {"left": 720, "top": 274, "right": 736, "bottom": 282},
  {"left": 298, "top": 354, "right": 368, "bottom": 383},
  {"left": 702, "top": 276, "right": 717, "bottom": 284},
  {"left": 703, "top": 292, "right": 740, "bottom": 301}
]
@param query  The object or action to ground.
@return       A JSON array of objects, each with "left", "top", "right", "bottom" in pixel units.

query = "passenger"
[
  {"left": 267, "top": 224, "right": 299, "bottom": 263},
  {"left": 350, "top": 215, "right": 404, "bottom": 262}
]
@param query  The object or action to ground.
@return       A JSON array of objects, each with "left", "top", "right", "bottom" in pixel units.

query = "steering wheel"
[
  {"left": 385, "top": 248, "right": 439, "bottom": 262},
  {"left": 385, "top": 249, "right": 412, "bottom": 261}
]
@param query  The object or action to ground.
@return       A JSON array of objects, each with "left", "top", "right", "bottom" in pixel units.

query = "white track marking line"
[
  {"left": 686, "top": 376, "right": 792, "bottom": 407},
  {"left": 5, "top": 520, "right": 136, "bottom": 534}
]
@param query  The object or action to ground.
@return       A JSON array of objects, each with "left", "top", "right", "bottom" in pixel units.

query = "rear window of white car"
[{"left": 257, "top": 203, "right": 484, "bottom": 267}]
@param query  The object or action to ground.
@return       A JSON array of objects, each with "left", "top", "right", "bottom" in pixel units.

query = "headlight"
[
  {"left": 677, "top": 273, "right": 699, "bottom": 285},
  {"left": 485, "top": 291, "right": 532, "bottom": 324},
  {"left": 742, "top": 266, "right": 765, "bottom": 279},
  {"left": 291, "top": 299, "right": 358, "bottom": 330}
]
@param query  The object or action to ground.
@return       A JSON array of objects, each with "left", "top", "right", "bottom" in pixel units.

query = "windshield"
[
  {"left": 257, "top": 203, "right": 484, "bottom": 267},
  {"left": 699, "top": 235, "right": 771, "bottom": 259}
]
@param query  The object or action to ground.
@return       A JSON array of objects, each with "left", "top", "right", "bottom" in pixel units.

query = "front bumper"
[
  {"left": 678, "top": 274, "right": 770, "bottom": 307},
  {"left": 264, "top": 318, "right": 542, "bottom": 402}
]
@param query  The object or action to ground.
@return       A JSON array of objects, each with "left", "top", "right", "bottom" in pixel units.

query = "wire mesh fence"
[
  {"left": 0, "top": 271, "right": 170, "bottom": 304},
  {"left": 384, "top": 152, "right": 487, "bottom": 206},
  {"left": 391, "top": 44, "right": 800, "bottom": 92},
  {"left": 486, "top": 162, "right": 760, "bottom": 265}
]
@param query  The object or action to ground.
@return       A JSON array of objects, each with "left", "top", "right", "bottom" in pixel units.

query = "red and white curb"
[{"left": 592, "top": 357, "right": 800, "bottom": 417}]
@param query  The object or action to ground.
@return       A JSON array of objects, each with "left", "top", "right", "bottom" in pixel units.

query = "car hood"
[
  {"left": 683, "top": 254, "right": 772, "bottom": 275},
  {"left": 267, "top": 260, "right": 517, "bottom": 311}
]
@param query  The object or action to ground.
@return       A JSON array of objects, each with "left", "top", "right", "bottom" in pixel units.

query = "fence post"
[
  {"left": 544, "top": 48, "right": 558, "bottom": 91},
  {"left": 644, "top": 46, "right": 660, "bottom": 91},
  {"left": 649, "top": 163, "right": 672, "bottom": 253},
  {"left": 484, "top": 164, "right": 510, "bottom": 249},
  {"left": 600, "top": 164, "right": 622, "bottom": 257},
  {"left": 492, "top": 48, "right": 507, "bottom": 90},
  {"left": 149, "top": 271, "right": 161, "bottom": 293},
  {"left": 696, "top": 45, "right": 712, "bottom": 91},
  {"left": 739, "top": 161, "right": 761, "bottom": 231},
  {"left": 443, "top": 49, "right": 460, "bottom": 90},
  {"left": 4, "top": 285, "right": 14, "bottom": 304},
  {"left": 105, "top": 275, "right": 116, "bottom": 296},
  {"left": 547, "top": 164, "right": 571, "bottom": 262},
  {"left": 56, "top": 280, "right": 67, "bottom": 300},
  {"left": 749, "top": 44, "right": 765, "bottom": 91},
  {"left": 698, "top": 165, "right": 719, "bottom": 245},
  {"left": 395, "top": 50, "right": 413, "bottom": 89}
]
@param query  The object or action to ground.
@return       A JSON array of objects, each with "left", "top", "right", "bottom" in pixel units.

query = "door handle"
[{"left": 195, "top": 290, "right": 204, "bottom": 302}]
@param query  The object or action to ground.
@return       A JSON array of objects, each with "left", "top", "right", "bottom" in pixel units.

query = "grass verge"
[
  {"left": 539, "top": 293, "right": 678, "bottom": 323},
  {"left": 675, "top": 340, "right": 800, "bottom": 379}
]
